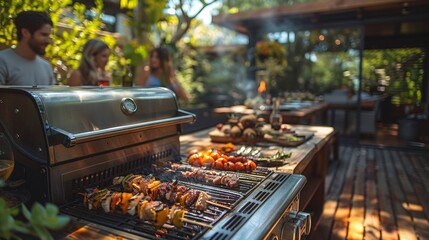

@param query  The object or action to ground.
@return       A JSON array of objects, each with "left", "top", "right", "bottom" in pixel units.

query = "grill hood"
[{"left": 0, "top": 86, "right": 196, "bottom": 165}]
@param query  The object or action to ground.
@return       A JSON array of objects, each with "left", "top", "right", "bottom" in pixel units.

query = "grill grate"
[
  {"left": 61, "top": 200, "right": 202, "bottom": 240},
  {"left": 150, "top": 166, "right": 272, "bottom": 196},
  {"left": 61, "top": 180, "right": 243, "bottom": 240}
]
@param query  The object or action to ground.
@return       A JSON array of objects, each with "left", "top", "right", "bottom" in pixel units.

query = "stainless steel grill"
[{"left": 0, "top": 86, "right": 310, "bottom": 240}]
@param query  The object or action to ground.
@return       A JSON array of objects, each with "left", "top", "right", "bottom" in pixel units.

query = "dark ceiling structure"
[{"left": 212, "top": 0, "right": 429, "bottom": 49}]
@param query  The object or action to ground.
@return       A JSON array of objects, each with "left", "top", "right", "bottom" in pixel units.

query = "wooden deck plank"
[
  {"left": 400, "top": 151, "right": 429, "bottom": 240},
  {"left": 409, "top": 152, "right": 429, "bottom": 220},
  {"left": 325, "top": 145, "right": 346, "bottom": 193},
  {"left": 347, "top": 148, "right": 366, "bottom": 239},
  {"left": 326, "top": 146, "right": 353, "bottom": 198},
  {"left": 313, "top": 146, "right": 352, "bottom": 240},
  {"left": 331, "top": 146, "right": 359, "bottom": 240},
  {"left": 376, "top": 148, "right": 399, "bottom": 239},
  {"left": 413, "top": 152, "right": 429, "bottom": 192},
  {"left": 383, "top": 149, "right": 415, "bottom": 240},
  {"left": 364, "top": 147, "right": 381, "bottom": 240}
]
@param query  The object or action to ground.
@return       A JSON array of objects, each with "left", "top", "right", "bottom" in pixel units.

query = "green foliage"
[
  {"left": 363, "top": 48, "right": 424, "bottom": 105},
  {"left": 122, "top": 0, "right": 167, "bottom": 44},
  {"left": 255, "top": 40, "right": 286, "bottom": 65},
  {"left": 120, "top": 0, "right": 138, "bottom": 9},
  {"left": 21, "top": 203, "right": 70, "bottom": 239},
  {"left": 0, "top": 0, "right": 73, "bottom": 48},
  {"left": 122, "top": 41, "right": 148, "bottom": 67},
  {"left": 0, "top": 0, "right": 121, "bottom": 85},
  {"left": 0, "top": 184, "right": 69, "bottom": 240},
  {"left": 174, "top": 46, "right": 207, "bottom": 104}
]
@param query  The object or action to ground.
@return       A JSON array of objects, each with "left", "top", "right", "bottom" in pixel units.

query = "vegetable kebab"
[{"left": 84, "top": 188, "right": 212, "bottom": 228}]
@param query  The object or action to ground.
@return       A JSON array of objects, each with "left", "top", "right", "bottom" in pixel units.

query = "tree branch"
[{"left": 170, "top": 0, "right": 218, "bottom": 45}]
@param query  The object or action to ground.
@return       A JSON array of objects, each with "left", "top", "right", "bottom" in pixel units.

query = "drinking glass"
[
  {"left": 98, "top": 80, "right": 110, "bottom": 86},
  {"left": 0, "top": 133, "right": 14, "bottom": 182}
]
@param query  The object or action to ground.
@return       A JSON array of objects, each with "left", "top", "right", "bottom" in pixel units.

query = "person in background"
[
  {"left": 135, "top": 46, "right": 189, "bottom": 103},
  {"left": 68, "top": 39, "right": 111, "bottom": 86},
  {"left": 0, "top": 11, "right": 54, "bottom": 85}
]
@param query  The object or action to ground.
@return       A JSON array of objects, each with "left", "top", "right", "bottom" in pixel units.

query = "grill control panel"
[{"left": 268, "top": 194, "right": 312, "bottom": 240}]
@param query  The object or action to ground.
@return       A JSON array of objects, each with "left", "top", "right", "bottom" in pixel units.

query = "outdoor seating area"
[{"left": 323, "top": 91, "right": 383, "bottom": 136}]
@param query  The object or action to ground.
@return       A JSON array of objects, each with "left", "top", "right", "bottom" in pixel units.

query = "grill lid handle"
[{"left": 50, "top": 109, "right": 196, "bottom": 147}]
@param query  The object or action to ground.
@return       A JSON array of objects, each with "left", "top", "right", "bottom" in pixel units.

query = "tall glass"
[{"left": 0, "top": 133, "right": 14, "bottom": 182}]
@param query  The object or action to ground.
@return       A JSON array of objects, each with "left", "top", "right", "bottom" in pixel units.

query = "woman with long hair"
[
  {"left": 135, "top": 46, "right": 189, "bottom": 103},
  {"left": 68, "top": 39, "right": 111, "bottom": 86}
]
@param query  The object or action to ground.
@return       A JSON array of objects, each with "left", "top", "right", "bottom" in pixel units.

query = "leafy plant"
[
  {"left": 122, "top": 40, "right": 148, "bottom": 67},
  {"left": 255, "top": 40, "right": 286, "bottom": 65},
  {"left": 1, "top": 179, "right": 69, "bottom": 240}
]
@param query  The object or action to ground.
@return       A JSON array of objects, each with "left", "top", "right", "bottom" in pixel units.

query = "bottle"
[
  {"left": 270, "top": 97, "right": 283, "bottom": 130},
  {"left": 122, "top": 65, "right": 134, "bottom": 87}
]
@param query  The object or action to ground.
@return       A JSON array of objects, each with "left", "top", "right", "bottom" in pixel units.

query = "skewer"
[
  {"left": 105, "top": 174, "right": 232, "bottom": 212},
  {"left": 171, "top": 205, "right": 213, "bottom": 229},
  {"left": 206, "top": 200, "right": 231, "bottom": 210},
  {"left": 82, "top": 187, "right": 218, "bottom": 230},
  {"left": 181, "top": 218, "right": 213, "bottom": 228},
  {"left": 151, "top": 181, "right": 230, "bottom": 211}
]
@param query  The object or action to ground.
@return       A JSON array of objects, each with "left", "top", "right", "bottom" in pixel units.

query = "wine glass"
[{"left": 0, "top": 133, "right": 14, "bottom": 183}]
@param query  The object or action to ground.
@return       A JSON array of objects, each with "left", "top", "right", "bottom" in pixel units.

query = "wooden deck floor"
[{"left": 311, "top": 144, "right": 429, "bottom": 240}]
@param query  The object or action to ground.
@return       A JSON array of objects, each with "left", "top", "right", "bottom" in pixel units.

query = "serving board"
[{"left": 209, "top": 126, "right": 314, "bottom": 147}]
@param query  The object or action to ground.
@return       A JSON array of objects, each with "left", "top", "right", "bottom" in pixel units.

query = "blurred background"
[{"left": 1, "top": 0, "right": 428, "bottom": 142}]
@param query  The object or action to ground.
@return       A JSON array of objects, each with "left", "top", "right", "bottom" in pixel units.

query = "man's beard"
[{"left": 28, "top": 37, "right": 46, "bottom": 55}]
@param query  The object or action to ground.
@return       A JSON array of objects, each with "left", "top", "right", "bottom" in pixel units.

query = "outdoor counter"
[
  {"left": 213, "top": 102, "right": 329, "bottom": 125},
  {"left": 179, "top": 125, "right": 335, "bottom": 228}
]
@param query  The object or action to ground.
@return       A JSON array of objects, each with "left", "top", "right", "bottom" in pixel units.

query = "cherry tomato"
[
  {"left": 234, "top": 156, "right": 245, "bottom": 163},
  {"left": 213, "top": 159, "right": 224, "bottom": 170},
  {"left": 188, "top": 148, "right": 200, "bottom": 156},
  {"left": 210, "top": 151, "right": 221, "bottom": 160},
  {"left": 201, "top": 155, "right": 214, "bottom": 166},
  {"left": 234, "top": 162, "right": 244, "bottom": 171},
  {"left": 188, "top": 153, "right": 201, "bottom": 167},
  {"left": 205, "top": 148, "right": 215, "bottom": 156},
  {"left": 243, "top": 160, "right": 257, "bottom": 171},
  {"left": 217, "top": 157, "right": 227, "bottom": 164},
  {"left": 227, "top": 155, "right": 237, "bottom": 163},
  {"left": 224, "top": 162, "right": 236, "bottom": 171},
  {"left": 248, "top": 160, "right": 257, "bottom": 170}
]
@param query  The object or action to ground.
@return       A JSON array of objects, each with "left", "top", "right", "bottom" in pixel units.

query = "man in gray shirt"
[{"left": 0, "top": 11, "right": 55, "bottom": 86}]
